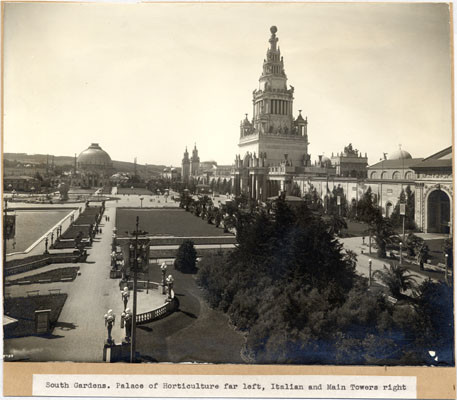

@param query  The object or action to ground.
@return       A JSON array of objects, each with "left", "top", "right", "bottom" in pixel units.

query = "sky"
[{"left": 3, "top": 2, "right": 453, "bottom": 166}]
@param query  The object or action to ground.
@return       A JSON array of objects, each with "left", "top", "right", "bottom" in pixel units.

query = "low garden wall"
[
  {"left": 5, "top": 253, "right": 83, "bottom": 277},
  {"left": 136, "top": 297, "right": 178, "bottom": 325}
]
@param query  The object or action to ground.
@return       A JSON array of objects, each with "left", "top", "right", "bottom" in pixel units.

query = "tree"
[
  {"left": 325, "top": 214, "right": 348, "bottom": 236},
  {"left": 442, "top": 237, "right": 453, "bottom": 270},
  {"left": 405, "top": 233, "right": 423, "bottom": 257},
  {"left": 357, "top": 187, "right": 379, "bottom": 224},
  {"left": 175, "top": 240, "right": 197, "bottom": 273},
  {"left": 413, "top": 279, "right": 454, "bottom": 364},
  {"left": 390, "top": 186, "right": 416, "bottom": 230},
  {"left": 367, "top": 215, "right": 397, "bottom": 258},
  {"left": 372, "top": 263, "right": 418, "bottom": 299}
]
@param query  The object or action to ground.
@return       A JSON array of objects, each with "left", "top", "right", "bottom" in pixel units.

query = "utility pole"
[
  {"left": 130, "top": 216, "right": 139, "bottom": 363},
  {"left": 3, "top": 198, "right": 8, "bottom": 311}
]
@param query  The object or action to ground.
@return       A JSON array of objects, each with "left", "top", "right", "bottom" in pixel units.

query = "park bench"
[
  {"left": 48, "top": 288, "right": 62, "bottom": 295},
  {"left": 26, "top": 290, "right": 40, "bottom": 297}
]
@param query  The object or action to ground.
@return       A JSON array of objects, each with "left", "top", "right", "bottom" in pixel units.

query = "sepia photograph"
[{"left": 2, "top": 0, "right": 454, "bottom": 375}]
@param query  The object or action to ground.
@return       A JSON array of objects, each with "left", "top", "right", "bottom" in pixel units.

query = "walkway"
[
  {"left": 4, "top": 204, "right": 167, "bottom": 362},
  {"left": 340, "top": 236, "right": 433, "bottom": 286}
]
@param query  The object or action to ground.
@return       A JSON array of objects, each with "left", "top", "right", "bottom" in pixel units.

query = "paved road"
[{"left": 340, "top": 236, "right": 437, "bottom": 288}]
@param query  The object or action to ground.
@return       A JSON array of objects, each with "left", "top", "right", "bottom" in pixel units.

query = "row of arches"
[{"left": 370, "top": 171, "right": 414, "bottom": 180}]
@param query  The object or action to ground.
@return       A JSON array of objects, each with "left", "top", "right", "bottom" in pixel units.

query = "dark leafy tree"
[
  {"left": 175, "top": 240, "right": 197, "bottom": 273},
  {"left": 372, "top": 263, "right": 418, "bottom": 299},
  {"left": 357, "top": 187, "right": 380, "bottom": 224},
  {"left": 367, "top": 215, "right": 397, "bottom": 258},
  {"left": 442, "top": 238, "right": 453, "bottom": 270},
  {"left": 390, "top": 186, "right": 416, "bottom": 230}
]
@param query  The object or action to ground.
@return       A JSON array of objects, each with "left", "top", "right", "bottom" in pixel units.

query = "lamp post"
[
  {"left": 445, "top": 253, "right": 449, "bottom": 284},
  {"left": 121, "top": 308, "right": 132, "bottom": 343},
  {"left": 139, "top": 196, "right": 144, "bottom": 208},
  {"left": 3, "top": 198, "right": 8, "bottom": 309},
  {"left": 130, "top": 216, "right": 141, "bottom": 363},
  {"left": 161, "top": 263, "right": 168, "bottom": 294},
  {"left": 399, "top": 241, "right": 403, "bottom": 265},
  {"left": 166, "top": 274, "right": 174, "bottom": 301},
  {"left": 122, "top": 286, "right": 130, "bottom": 311},
  {"left": 104, "top": 309, "right": 115, "bottom": 345},
  {"left": 368, "top": 259, "right": 372, "bottom": 287}
]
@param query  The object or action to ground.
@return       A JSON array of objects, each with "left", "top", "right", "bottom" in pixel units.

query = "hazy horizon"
[{"left": 4, "top": 2, "right": 453, "bottom": 167}]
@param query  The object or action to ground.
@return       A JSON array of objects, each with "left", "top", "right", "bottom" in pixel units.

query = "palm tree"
[
  {"left": 367, "top": 216, "right": 397, "bottom": 258},
  {"left": 325, "top": 214, "right": 348, "bottom": 236},
  {"left": 373, "top": 262, "right": 419, "bottom": 299}
]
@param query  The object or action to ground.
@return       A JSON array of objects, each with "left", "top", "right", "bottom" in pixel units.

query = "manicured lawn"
[
  {"left": 5, "top": 210, "right": 71, "bottom": 253},
  {"left": 136, "top": 263, "right": 245, "bottom": 363},
  {"left": 340, "top": 220, "right": 369, "bottom": 237},
  {"left": 4, "top": 294, "right": 68, "bottom": 338},
  {"left": 424, "top": 239, "right": 447, "bottom": 265},
  {"left": 116, "top": 209, "right": 230, "bottom": 237},
  {"left": 117, "top": 187, "right": 154, "bottom": 195}
]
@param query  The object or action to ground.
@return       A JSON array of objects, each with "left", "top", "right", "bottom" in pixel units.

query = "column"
[
  {"left": 256, "top": 176, "right": 261, "bottom": 200},
  {"left": 251, "top": 175, "right": 256, "bottom": 199}
]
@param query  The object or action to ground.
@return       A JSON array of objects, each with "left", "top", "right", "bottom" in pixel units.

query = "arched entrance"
[
  {"left": 427, "top": 190, "right": 451, "bottom": 234},
  {"left": 385, "top": 202, "right": 393, "bottom": 218}
]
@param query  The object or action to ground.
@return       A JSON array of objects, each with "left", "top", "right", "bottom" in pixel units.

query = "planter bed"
[
  {"left": 4, "top": 293, "right": 68, "bottom": 338},
  {"left": 8, "top": 267, "right": 80, "bottom": 286},
  {"left": 60, "top": 225, "right": 91, "bottom": 240}
]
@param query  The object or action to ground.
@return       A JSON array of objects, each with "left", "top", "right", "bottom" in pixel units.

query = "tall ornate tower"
[
  {"left": 182, "top": 147, "right": 190, "bottom": 182},
  {"left": 190, "top": 144, "right": 200, "bottom": 176},
  {"left": 238, "top": 26, "right": 309, "bottom": 167},
  {"left": 233, "top": 26, "right": 311, "bottom": 200}
]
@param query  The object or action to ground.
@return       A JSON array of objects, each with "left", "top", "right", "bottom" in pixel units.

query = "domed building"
[
  {"left": 76, "top": 143, "right": 114, "bottom": 188},
  {"left": 388, "top": 149, "right": 413, "bottom": 160}
]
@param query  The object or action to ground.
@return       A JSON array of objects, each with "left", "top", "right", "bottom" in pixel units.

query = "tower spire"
[{"left": 269, "top": 26, "right": 278, "bottom": 51}]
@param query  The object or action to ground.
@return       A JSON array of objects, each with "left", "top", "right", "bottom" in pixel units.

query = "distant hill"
[{"left": 3, "top": 152, "right": 167, "bottom": 177}]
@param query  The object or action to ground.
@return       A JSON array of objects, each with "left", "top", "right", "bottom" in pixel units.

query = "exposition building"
[
  {"left": 71, "top": 143, "right": 114, "bottom": 188},
  {"left": 229, "top": 26, "right": 452, "bottom": 234}
]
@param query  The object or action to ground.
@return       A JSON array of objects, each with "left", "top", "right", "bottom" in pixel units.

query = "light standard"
[
  {"left": 368, "top": 259, "right": 372, "bottom": 287},
  {"left": 161, "top": 263, "right": 167, "bottom": 294},
  {"left": 3, "top": 198, "right": 8, "bottom": 306},
  {"left": 139, "top": 196, "right": 144, "bottom": 208},
  {"left": 104, "top": 309, "right": 115, "bottom": 345},
  {"left": 121, "top": 308, "right": 132, "bottom": 343},
  {"left": 166, "top": 274, "right": 174, "bottom": 301},
  {"left": 399, "top": 241, "right": 403, "bottom": 265},
  {"left": 445, "top": 253, "right": 449, "bottom": 284},
  {"left": 122, "top": 286, "right": 130, "bottom": 311}
]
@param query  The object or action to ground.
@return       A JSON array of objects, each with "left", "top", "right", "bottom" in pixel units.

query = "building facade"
[
  {"left": 73, "top": 143, "right": 114, "bottom": 188},
  {"left": 232, "top": 26, "right": 318, "bottom": 200}
]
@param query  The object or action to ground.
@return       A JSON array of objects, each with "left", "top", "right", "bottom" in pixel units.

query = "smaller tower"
[
  {"left": 182, "top": 147, "right": 190, "bottom": 182},
  {"left": 190, "top": 143, "right": 200, "bottom": 176}
]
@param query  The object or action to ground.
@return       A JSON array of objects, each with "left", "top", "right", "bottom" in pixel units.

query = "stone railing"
[
  {"left": 136, "top": 297, "right": 178, "bottom": 325},
  {"left": 5, "top": 253, "right": 81, "bottom": 277}
]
